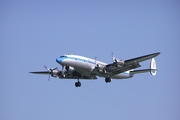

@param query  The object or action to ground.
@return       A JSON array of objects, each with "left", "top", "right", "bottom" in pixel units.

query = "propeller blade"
[
  {"left": 44, "top": 66, "right": 50, "bottom": 71},
  {"left": 44, "top": 66, "right": 52, "bottom": 81},
  {"left": 31, "top": 66, "right": 59, "bottom": 81},
  {"left": 95, "top": 57, "right": 97, "bottom": 66},
  {"left": 51, "top": 67, "right": 58, "bottom": 71},
  {"left": 48, "top": 74, "right": 50, "bottom": 81},
  {"left": 112, "top": 52, "right": 115, "bottom": 62},
  {"left": 95, "top": 57, "right": 100, "bottom": 68}
]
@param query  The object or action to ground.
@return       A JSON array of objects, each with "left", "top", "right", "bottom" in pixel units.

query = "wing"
[
  {"left": 29, "top": 71, "right": 50, "bottom": 74},
  {"left": 124, "top": 52, "right": 160, "bottom": 64},
  {"left": 58, "top": 75, "right": 97, "bottom": 80},
  {"left": 105, "top": 52, "right": 160, "bottom": 75},
  {"left": 30, "top": 70, "right": 97, "bottom": 80}
]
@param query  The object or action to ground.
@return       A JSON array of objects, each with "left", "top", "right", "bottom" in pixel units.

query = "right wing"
[
  {"left": 124, "top": 52, "right": 160, "bottom": 64},
  {"left": 105, "top": 52, "right": 160, "bottom": 75}
]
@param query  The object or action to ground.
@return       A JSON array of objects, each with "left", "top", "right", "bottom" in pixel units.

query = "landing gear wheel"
[
  {"left": 105, "top": 78, "right": 111, "bottom": 83},
  {"left": 78, "top": 82, "right": 81, "bottom": 87},
  {"left": 75, "top": 82, "right": 79, "bottom": 87},
  {"left": 75, "top": 81, "right": 81, "bottom": 87}
]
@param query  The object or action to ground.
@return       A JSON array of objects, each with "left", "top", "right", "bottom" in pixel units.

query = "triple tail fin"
[
  {"left": 150, "top": 58, "right": 156, "bottom": 76},
  {"left": 130, "top": 58, "right": 157, "bottom": 76}
]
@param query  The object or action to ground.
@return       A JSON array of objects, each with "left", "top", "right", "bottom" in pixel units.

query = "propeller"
[
  {"left": 112, "top": 52, "right": 118, "bottom": 63},
  {"left": 112, "top": 52, "right": 121, "bottom": 63},
  {"left": 44, "top": 66, "right": 58, "bottom": 81},
  {"left": 95, "top": 57, "right": 99, "bottom": 68},
  {"left": 111, "top": 53, "right": 124, "bottom": 66}
]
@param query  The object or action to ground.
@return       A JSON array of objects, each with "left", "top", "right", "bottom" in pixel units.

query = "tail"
[
  {"left": 150, "top": 58, "right": 157, "bottom": 76},
  {"left": 129, "top": 58, "right": 157, "bottom": 76}
]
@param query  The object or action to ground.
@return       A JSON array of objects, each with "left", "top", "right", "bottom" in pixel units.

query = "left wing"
[
  {"left": 30, "top": 71, "right": 50, "bottom": 74},
  {"left": 105, "top": 52, "right": 160, "bottom": 75},
  {"left": 30, "top": 68, "right": 97, "bottom": 80}
]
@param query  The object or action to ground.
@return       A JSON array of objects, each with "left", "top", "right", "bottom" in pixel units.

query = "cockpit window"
[{"left": 60, "top": 56, "right": 67, "bottom": 58}]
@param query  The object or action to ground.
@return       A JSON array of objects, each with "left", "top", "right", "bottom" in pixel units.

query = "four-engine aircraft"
[{"left": 30, "top": 52, "right": 160, "bottom": 87}]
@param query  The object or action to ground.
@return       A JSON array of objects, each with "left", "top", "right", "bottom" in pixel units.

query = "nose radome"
[{"left": 56, "top": 58, "right": 61, "bottom": 63}]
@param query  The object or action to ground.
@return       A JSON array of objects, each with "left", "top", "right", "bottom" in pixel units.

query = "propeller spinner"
[{"left": 44, "top": 66, "right": 59, "bottom": 81}]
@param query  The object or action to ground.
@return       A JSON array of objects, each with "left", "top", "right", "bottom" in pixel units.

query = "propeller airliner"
[{"left": 30, "top": 52, "right": 160, "bottom": 87}]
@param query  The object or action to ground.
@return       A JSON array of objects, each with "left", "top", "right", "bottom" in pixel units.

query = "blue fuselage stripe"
[{"left": 57, "top": 57, "right": 96, "bottom": 65}]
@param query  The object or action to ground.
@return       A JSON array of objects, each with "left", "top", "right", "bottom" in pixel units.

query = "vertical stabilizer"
[{"left": 150, "top": 58, "right": 157, "bottom": 76}]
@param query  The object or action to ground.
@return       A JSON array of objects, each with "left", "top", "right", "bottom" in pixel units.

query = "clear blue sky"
[{"left": 1, "top": 1, "right": 179, "bottom": 120}]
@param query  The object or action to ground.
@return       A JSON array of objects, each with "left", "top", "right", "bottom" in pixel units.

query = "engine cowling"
[
  {"left": 51, "top": 69, "right": 59, "bottom": 77},
  {"left": 116, "top": 60, "right": 124, "bottom": 66},
  {"left": 65, "top": 66, "right": 75, "bottom": 74},
  {"left": 113, "top": 58, "right": 124, "bottom": 66}
]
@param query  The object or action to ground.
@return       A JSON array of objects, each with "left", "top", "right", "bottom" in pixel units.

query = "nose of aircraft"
[{"left": 56, "top": 58, "right": 62, "bottom": 63}]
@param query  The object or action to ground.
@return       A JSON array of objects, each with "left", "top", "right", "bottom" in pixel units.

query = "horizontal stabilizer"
[
  {"left": 130, "top": 69, "right": 155, "bottom": 74},
  {"left": 130, "top": 58, "right": 157, "bottom": 76}
]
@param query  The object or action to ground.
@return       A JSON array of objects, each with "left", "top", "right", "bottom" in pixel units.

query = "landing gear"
[
  {"left": 105, "top": 78, "right": 111, "bottom": 83},
  {"left": 61, "top": 74, "right": 65, "bottom": 78},
  {"left": 61, "top": 65, "right": 66, "bottom": 78},
  {"left": 75, "top": 80, "right": 81, "bottom": 87}
]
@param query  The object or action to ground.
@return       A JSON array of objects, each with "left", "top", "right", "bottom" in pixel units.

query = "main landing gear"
[
  {"left": 75, "top": 80, "right": 81, "bottom": 87},
  {"left": 75, "top": 78, "right": 111, "bottom": 87},
  {"left": 105, "top": 78, "right": 111, "bottom": 83}
]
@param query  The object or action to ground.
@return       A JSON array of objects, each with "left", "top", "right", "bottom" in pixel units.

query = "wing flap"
[{"left": 111, "top": 62, "right": 141, "bottom": 75}]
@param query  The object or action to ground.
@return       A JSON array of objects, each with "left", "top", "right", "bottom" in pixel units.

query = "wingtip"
[
  {"left": 29, "top": 72, "right": 36, "bottom": 74},
  {"left": 157, "top": 52, "right": 161, "bottom": 54},
  {"left": 154, "top": 52, "right": 161, "bottom": 56}
]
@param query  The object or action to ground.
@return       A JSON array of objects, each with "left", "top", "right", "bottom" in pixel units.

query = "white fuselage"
[{"left": 56, "top": 55, "right": 133, "bottom": 79}]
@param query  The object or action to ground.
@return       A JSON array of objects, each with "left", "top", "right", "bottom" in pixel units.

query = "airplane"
[{"left": 30, "top": 52, "right": 160, "bottom": 87}]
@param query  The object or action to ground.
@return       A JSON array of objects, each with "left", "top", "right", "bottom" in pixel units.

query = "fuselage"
[{"left": 56, "top": 54, "right": 133, "bottom": 79}]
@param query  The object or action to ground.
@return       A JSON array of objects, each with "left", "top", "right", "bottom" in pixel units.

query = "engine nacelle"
[
  {"left": 116, "top": 60, "right": 124, "bottom": 66},
  {"left": 114, "top": 58, "right": 124, "bottom": 66},
  {"left": 95, "top": 64, "right": 100, "bottom": 69},
  {"left": 65, "top": 66, "right": 75, "bottom": 74},
  {"left": 51, "top": 69, "right": 59, "bottom": 77}
]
